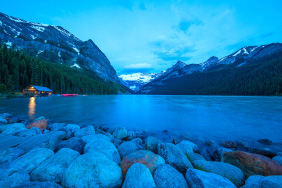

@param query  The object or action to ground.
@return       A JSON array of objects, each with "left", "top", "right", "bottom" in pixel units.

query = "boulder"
[
  {"left": 131, "top": 138, "right": 144, "bottom": 149},
  {"left": 58, "top": 124, "right": 80, "bottom": 139},
  {"left": 213, "top": 147, "right": 233, "bottom": 161},
  {"left": 241, "top": 175, "right": 265, "bottom": 188},
  {"left": 74, "top": 126, "right": 95, "bottom": 137},
  {"left": 186, "top": 152, "right": 206, "bottom": 162},
  {"left": 120, "top": 150, "right": 165, "bottom": 178},
  {"left": 221, "top": 141, "right": 237, "bottom": 149},
  {"left": 205, "top": 140, "right": 216, "bottom": 147},
  {"left": 177, "top": 140, "right": 200, "bottom": 154},
  {"left": 56, "top": 137, "right": 85, "bottom": 154},
  {"left": 222, "top": 151, "right": 282, "bottom": 178},
  {"left": 30, "top": 148, "right": 80, "bottom": 183},
  {"left": 47, "top": 123, "right": 66, "bottom": 131},
  {"left": 17, "top": 131, "right": 66, "bottom": 153},
  {"left": 185, "top": 169, "right": 236, "bottom": 188},
  {"left": 14, "top": 181, "right": 62, "bottom": 188},
  {"left": 113, "top": 127, "right": 127, "bottom": 140},
  {"left": 118, "top": 141, "right": 139, "bottom": 159},
  {"left": 0, "top": 172, "right": 30, "bottom": 188},
  {"left": 273, "top": 156, "right": 282, "bottom": 166},
  {"left": 192, "top": 160, "right": 244, "bottom": 187},
  {"left": 14, "top": 127, "right": 41, "bottom": 137},
  {"left": 0, "top": 118, "right": 8, "bottom": 124},
  {"left": 122, "top": 163, "right": 156, "bottom": 188},
  {"left": 105, "top": 132, "right": 113, "bottom": 141},
  {"left": 8, "top": 148, "right": 54, "bottom": 174},
  {"left": 112, "top": 138, "right": 123, "bottom": 147},
  {"left": 158, "top": 143, "right": 193, "bottom": 173},
  {"left": 201, "top": 147, "right": 216, "bottom": 161},
  {"left": 84, "top": 138, "right": 121, "bottom": 165},
  {"left": 145, "top": 136, "right": 162, "bottom": 153},
  {"left": 27, "top": 116, "right": 47, "bottom": 133},
  {"left": 242, "top": 175, "right": 282, "bottom": 188},
  {"left": 0, "top": 113, "right": 13, "bottom": 118},
  {"left": 81, "top": 134, "right": 110, "bottom": 144},
  {"left": 258, "top": 139, "right": 272, "bottom": 145},
  {"left": 0, "top": 123, "right": 25, "bottom": 133},
  {"left": 154, "top": 164, "right": 189, "bottom": 188},
  {"left": 249, "top": 147, "right": 277, "bottom": 158},
  {"left": 62, "top": 152, "right": 122, "bottom": 188},
  {"left": 0, "top": 148, "right": 25, "bottom": 164},
  {"left": 127, "top": 130, "right": 136, "bottom": 141}
]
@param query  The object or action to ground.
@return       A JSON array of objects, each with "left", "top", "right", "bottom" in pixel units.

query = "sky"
[{"left": 1, "top": 0, "right": 282, "bottom": 75}]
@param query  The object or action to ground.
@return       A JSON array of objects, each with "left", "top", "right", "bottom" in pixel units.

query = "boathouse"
[{"left": 23, "top": 85, "right": 53, "bottom": 96}]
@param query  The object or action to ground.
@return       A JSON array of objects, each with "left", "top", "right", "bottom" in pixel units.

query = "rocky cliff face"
[{"left": 0, "top": 12, "right": 119, "bottom": 83}]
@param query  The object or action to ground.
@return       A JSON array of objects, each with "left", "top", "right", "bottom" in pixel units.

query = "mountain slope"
[
  {"left": 119, "top": 72, "right": 164, "bottom": 91},
  {"left": 140, "top": 43, "right": 282, "bottom": 95},
  {"left": 0, "top": 12, "right": 119, "bottom": 82}
]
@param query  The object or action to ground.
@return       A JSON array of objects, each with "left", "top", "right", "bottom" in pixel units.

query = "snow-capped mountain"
[
  {"left": 119, "top": 72, "right": 164, "bottom": 91},
  {"left": 140, "top": 43, "right": 282, "bottom": 94},
  {"left": 0, "top": 12, "right": 119, "bottom": 82}
]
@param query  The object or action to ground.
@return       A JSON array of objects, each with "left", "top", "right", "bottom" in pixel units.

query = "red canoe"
[{"left": 62, "top": 94, "right": 78, "bottom": 97}]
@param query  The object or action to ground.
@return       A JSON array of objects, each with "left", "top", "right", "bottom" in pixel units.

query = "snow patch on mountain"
[{"left": 71, "top": 63, "right": 82, "bottom": 69}]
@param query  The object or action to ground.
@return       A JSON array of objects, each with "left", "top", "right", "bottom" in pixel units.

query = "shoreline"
[{"left": 0, "top": 113, "right": 282, "bottom": 187}]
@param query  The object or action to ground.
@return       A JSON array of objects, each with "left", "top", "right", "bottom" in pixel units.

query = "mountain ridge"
[{"left": 0, "top": 12, "right": 119, "bottom": 83}]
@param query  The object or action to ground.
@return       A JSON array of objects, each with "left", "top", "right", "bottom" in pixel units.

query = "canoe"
[{"left": 61, "top": 94, "right": 78, "bottom": 97}]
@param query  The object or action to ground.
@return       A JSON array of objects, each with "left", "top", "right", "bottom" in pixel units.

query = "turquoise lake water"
[{"left": 1, "top": 95, "right": 282, "bottom": 149}]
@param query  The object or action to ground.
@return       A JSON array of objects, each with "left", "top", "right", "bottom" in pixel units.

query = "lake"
[{"left": 1, "top": 95, "right": 282, "bottom": 150}]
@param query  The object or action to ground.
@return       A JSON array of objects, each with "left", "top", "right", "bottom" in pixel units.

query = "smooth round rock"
[
  {"left": 122, "top": 163, "right": 156, "bottom": 188},
  {"left": 154, "top": 164, "right": 188, "bottom": 188},
  {"left": 113, "top": 127, "right": 127, "bottom": 140},
  {"left": 62, "top": 152, "right": 122, "bottom": 188}
]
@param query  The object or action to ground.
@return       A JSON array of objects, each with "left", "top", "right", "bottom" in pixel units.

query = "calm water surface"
[{"left": 1, "top": 95, "right": 282, "bottom": 149}]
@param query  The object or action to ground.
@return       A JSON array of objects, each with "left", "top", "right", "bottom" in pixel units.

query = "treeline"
[
  {"left": 0, "top": 45, "right": 118, "bottom": 95},
  {"left": 147, "top": 53, "right": 282, "bottom": 96}
]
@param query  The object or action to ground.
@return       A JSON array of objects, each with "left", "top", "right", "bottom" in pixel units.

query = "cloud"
[
  {"left": 178, "top": 19, "right": 203, "bottom": 32},
  {"left": 124, "top": 63, "right": 152, "bottom": 69}
]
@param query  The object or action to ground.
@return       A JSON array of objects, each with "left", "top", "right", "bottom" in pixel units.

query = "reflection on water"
[{"left": 28, "top": 97, "right": 36, "bottom": 119}]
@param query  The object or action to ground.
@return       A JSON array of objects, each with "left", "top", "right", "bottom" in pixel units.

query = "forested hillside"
[
  {"left": 0, "top": 44, "right": 122, "bottom": 95},
  {"left": 145, "top": 52, "right": 282, "bottom": 96}
]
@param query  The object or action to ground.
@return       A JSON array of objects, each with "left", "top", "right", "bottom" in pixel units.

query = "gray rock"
[
  {"left": 17, "top": 131, "right": 66, "bottom": 152},
  {"left": 105, "top": 132, "right": 113, "bottom": 141},
  {"left": 47, "top": 123, "right": 66, "bottom": 131},
  {"left": 14, "top": 181, "right": 62, "bottom": 188},
  {"left": 122, "top": 163, "right": 156, "bottom": 188},
  {"left": 113, "top": 127, "right": 127, "bottom": 140},
  {"left": 273, "top": 156, "right": 282, "bottom": 166},
  {"left": 74, "top": 126, "right": 95, "bottom": 137},
  {"left": 8, "top": 148, "right": 54, "bottom": 174},
  {"left": 0, "top": 118, "right": 8, "bottom": 124},
  {"left": 56, "top": 137, "right": 85, "bottom": 153},
  {"left": 185, "top": 169, "right": 236, "bottom": 188},
  {"left": 112, "top": 138, "right": 123, "bottom": 147},
  {"left": 14, "top": 127, "right": 41, "bottom": 137},
  {"left": 192, "top": 160, "right": 244, "bottom": 187},
  {"left": 241, "top": 175, "right": 265, "bottom": 188},
  {"left": 249, "top": 147, "right": 277, "bottom": 158},
  {"left": 0, "top": 113, "right": 13, "bottom": 118},
  {"left": 154, "top": 164, "right": 188, "bottom": 188},
  {"left": 30, "top": 148, "right": 80, "bottom": 184},
  {"left": 177, "top": 140, "right": 200, "bottom": 154},
  {"left": 145, "top": 136, "right": 162, "bottom": 153},
  {"left": 0, "top": 172, "right": 30, "bottom": 188},
  {"left": 62, "top": 152, "right": 122, "bottom": 188},
  {"left": 0, "top": 148, "right": 25, "bottom": 164},
  {"left": 127, "top": 130, "right": 136, "bottom": 141},
  {"left": 201, "top": 147, "right": 216, "bottom": 161},
  {"left": 186, "top": 152, "right": 206, "bottom": 162},
  {"left": 58, "top": 124, "right": 80, "bottom": 139},
  {"left": 84, "top": 137, "right": 121, "bottom": 165},
  {"left": 278, "top": 152, "right": 282, "bottom": 157},
  {"left": 81, "top": 134, "right": 110, "bottom": 144},
  {"left": 242, "top": 175, "right": 282, "bottom": 188},
  {"left": 0, "top": 123, "right": 25, "bottom": 133},
  {"left": 118, "top": 141, "right": 139, "bottom": 159},
  {"left": 258, "top": 139, "right": 272, "bottom": 145},
  {"left": 158, "top": 143, "right": 193, "bottom": 173},
  {"left": 131, "top": 138, "right": 143, "bottom": 149},
  {"left": 213, "top": 147, "right": 232, "bottom": 161}
]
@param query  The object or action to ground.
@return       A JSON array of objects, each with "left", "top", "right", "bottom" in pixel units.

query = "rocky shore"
[{"left": 0, "top": 113, "right": 282, "bottom": 188}]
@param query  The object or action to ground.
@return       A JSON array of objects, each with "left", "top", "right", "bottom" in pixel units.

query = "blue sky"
[{"left": 1, "top": 0, "right": 282, "bottom": 74}]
